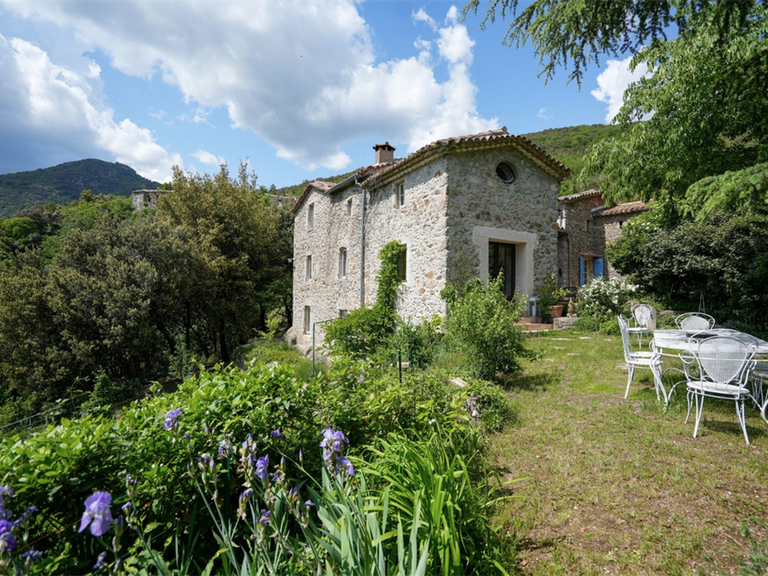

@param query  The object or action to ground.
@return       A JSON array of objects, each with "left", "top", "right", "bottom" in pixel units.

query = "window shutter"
[
  {"left": 579, "top": 256, "right": 586, "bottom": 286},
  {"left": 594, "top": 257, "right": 604, "bottom": 278}
]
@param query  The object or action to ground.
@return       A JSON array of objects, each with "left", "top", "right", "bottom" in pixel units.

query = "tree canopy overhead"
[
  {"left": 466, "top": 0, "right": 768, "bottom": 216},
  {"left": 464, "top": 0, "right": 763, "bottom": 85}
]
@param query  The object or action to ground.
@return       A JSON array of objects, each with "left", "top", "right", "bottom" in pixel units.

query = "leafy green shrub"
[
  {"left": 575, "top": 277, "right": 638, "bottom": 324},
  {"left": 385, "top": 316, "right": 443, "bottom": 370},
  {"left": 324, "top": 240, "right": 404, "bottom": 361},
  {"left": 463, "top": 377, "right": 517, "bottom": 432},
  {"left": 442, "top": 277, "right": 533, "bottom": 379},
  {"left": 607, "top": 211, "right": 768, "bottom": 336},
  {"left": 323, "top": 304, "right": 395, "bottom": 361}
]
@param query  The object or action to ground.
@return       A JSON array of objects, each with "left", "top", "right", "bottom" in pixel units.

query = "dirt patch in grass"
[{"left": 491, "top": 333, "right": 768, "bottom": 576}]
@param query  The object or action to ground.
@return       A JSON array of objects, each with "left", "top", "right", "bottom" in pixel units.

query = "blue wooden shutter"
[
  {"left": 594, "top": 257, "right": 604, "bottom": 278},
  {"left": 579, "top": 256, "right": 586, "bottom": 286}
]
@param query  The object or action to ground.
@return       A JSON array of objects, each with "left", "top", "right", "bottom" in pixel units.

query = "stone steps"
[{"left": 516, "top": 318, "right": 554, "bottom": 332}]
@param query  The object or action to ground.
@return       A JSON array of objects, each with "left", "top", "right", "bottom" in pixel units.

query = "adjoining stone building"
[
  {"left": 287, "top": 127, "right": 571, "bottom": 349},
  {"left": 557, "top": 191, "right": 648, "bottom": 288}
]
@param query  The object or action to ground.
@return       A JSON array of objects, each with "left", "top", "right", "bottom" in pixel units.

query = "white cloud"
[
  {"left": 591, "top": 56, "right": 648, "bottom": 122},
  {"left": 412, "top": 8, "right": 437, "bottom": 31},
  {"left": 0, "top": 33, "right": 179, "bottom": 180},
  {"left": 191, "top": 149, "right": 225, "bottom": 166},
  {"left": 2, "top": 1, "right": 495, "bottom": 172},
  {"left": 538, "top": 107, "right": 552, "bottom": 120}
]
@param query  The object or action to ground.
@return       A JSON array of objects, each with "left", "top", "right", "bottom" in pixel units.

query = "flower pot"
[{"left": 551, "top": 305, "right": 565, "bottom": 319}]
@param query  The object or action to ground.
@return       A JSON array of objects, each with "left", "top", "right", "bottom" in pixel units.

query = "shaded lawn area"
[{"left": 493, "top": 332, "right": 768, "bottom": 576}]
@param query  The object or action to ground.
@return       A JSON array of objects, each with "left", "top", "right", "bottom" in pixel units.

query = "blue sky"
[{"left": 0, "top": 0, "right": 644, "bottom": 189}]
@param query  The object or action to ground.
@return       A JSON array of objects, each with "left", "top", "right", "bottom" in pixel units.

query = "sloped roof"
[
  {"left": 290, "top": 180, "right": 336, "bottom": 213},
  {"left": 558, "top": 189, "right": 603, "bottom": 204},
  {"left": 363, "top": 127, "right": 570, "bottom": 188},
  {"left": 594, "top": 200, "right": 649, "bottom": 217}
]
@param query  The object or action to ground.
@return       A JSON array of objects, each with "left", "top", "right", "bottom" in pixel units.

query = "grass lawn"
[{"left": 493, "top": 332, "right": 768, "bottom": 576}]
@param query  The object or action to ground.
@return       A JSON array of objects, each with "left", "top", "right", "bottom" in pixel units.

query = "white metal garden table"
[{"left": 651, "top": 329, "right": 768, "bottom": 407}]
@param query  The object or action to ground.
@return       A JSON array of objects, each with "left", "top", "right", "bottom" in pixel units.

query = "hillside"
[
  {"left": 0, "top": 159, "right": 161, "bottom": 217},
  {"left": 522, "top": 123, "right": 624, "bottom": 195}
]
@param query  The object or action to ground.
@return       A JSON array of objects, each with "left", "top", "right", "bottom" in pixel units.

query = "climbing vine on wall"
[{"left": 323, "top": 240, "right": 404, "bottom": 359}]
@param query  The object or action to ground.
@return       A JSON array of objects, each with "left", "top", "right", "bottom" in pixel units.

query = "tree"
[
  {"left": 158, "top": 163, "right": 287, "bottom": 362},
  {"left": 582, "top": 9, "right": 768, "bottom": 210},
  {"left": 606, "top": 212, "right": 768, "bottom": 334},
  {"left": 464, "top": 0, "right": 761, "bottom": 85},
  {"left": 0, "top": 249, "right": 76, "bottom": 400},
  {"left": 467, "top": 0, "right": 768, "bottom": 215}
]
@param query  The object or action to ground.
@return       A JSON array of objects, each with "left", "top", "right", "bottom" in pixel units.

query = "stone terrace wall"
[{"left": 445, "top": 147, "right": 560, "bottom": 300}]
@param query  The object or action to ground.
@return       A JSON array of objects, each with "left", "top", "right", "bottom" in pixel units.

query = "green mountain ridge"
[{"left": 0, "top": 159, "right": 161, "bottom": 218}]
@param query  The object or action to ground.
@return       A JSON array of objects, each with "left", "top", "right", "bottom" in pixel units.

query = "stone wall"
[
  {"left": 598, "top": 213, "right": 628, "bottom": 280},
  {"left": 291, "top": 184, "right": 364, "bottom": 350},
  {"left": 446, "top": 148, "right": 560, "bottom": 301},
  {"left": 557, "top": 194, "right": 605, "bottom": 288},
  {"left": 290, "top": 143, "right": 563, "bottom": 350},
  {"left": 363, "top": 158, "right": 450, "bottom": 321}
]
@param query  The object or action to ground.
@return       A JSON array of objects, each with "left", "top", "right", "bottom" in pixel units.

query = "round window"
[{"left": 496, "top": 162, "right": 516, "bottom": 184}]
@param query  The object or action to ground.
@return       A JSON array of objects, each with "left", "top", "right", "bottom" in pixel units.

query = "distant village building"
[
  {"left": 287, "top": 127, "right": 571, "bottom": 349},
  {"left": 131, "top": 189, "right": 166, "bottom": 211},
  {"left": 266, "top": 194, "right": 293, "bottom": 209}
]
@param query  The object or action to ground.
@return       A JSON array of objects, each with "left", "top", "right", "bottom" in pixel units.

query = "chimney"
[{"left": 373, "top": 142, "right": 395, "bottom": 165}]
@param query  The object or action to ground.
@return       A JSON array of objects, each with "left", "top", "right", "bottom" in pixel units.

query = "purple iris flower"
[
  {"left": 259, "top": 509, "right": 271, "bottom": 527},
  {"left": 164, "top": 408, "right": 181, "bottom": 430},
  {"left": 270, "top": 429, "right": 286, "bottom": 440},
  {"left": 78, "top": 491, "right": 114, "bottom": 537},
  {"left": 305, "top": 500, "right": 315, "bottom": 508},
  {"left": 93, "top": 551, "right": 108, "bottom": 571},
  {"left": 21, "top": 548, "right": 42, "bottom": 563},
  {"left": 218, "top": 439, "right": 233, "bottom": 457},
  {"left": 255, "top": 455, "right": 269, "bottom": 482},
  {"left": 0, "top": 519, "right": 17, "bottom": 552},
  {"left": 337, "top": 456, "right": 355, "bottom": 476}
]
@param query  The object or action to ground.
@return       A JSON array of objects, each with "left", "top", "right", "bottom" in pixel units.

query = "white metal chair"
[
  {"left": 685, "top": 335, "right": 757, "bottom": 445},
  {"left": 628, "top": 303, "right": 656, "bottom": 347},
  {"left": 675, "top": 312, "right": 716, "bottom": 331},
  {"left": 618, "top": 315, "right": 662, "bottom": 400}
]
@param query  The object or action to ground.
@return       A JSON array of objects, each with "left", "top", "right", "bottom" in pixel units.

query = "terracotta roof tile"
[
  {"left": 363, "top": 126, "right": 570, "bottom": 187},
  {"left": 558, "top": 189, "right": 603, "bottom": 203},
  {"left": 290, "top": 180, "right": 336, "bottom": 213},
  {"left": 595, "top": 201, "right": 649, "bottom": 217}
]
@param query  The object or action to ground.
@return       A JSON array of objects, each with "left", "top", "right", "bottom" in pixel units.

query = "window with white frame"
[
  {"left": 339, "top": 247, "right": 347, "bottom": 278},
  {"left": 307, "top": 203, "right": 315, "bottom": 230},
  {"left": 346, "top": 198, "right": 353, "bottom": 216},
  {"left": 304, "top": 306, "right": 311, "bottom": 334},
  {"left": 306, "top": 255, "right": 312, "bottom": 280},
  {"left": 395, "top": 182, "right": 405, "bottom": 208}
]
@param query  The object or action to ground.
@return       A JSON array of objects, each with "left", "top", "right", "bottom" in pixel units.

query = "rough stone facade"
[
  {"left": 288, "top": 128, "right": 570, "bottom": 351},
  {"left": 557, "top": 192, "right": 648, "bottom": 287},
  {"left": 131, "top": 189, "right": 165, "bottom": 211}
]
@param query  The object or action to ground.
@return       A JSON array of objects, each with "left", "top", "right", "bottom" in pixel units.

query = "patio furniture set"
[{"left": 618, "top": 304, "right": 768, "bottom": 445}]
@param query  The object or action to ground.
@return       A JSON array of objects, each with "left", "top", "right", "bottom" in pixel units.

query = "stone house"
[
  {"left": 131, "top": 189, "right": 166, "bottom": 211},
  {"left": 287, "top": 127, "right": 570, "bottom": 349},
  {"left": 557, "top": 190, "right": 648, "bottom": 288}
]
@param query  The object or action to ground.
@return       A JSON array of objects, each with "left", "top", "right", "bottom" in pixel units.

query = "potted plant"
[{"left": 535, "top": 273, "right": 568, "bottom": 322}]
